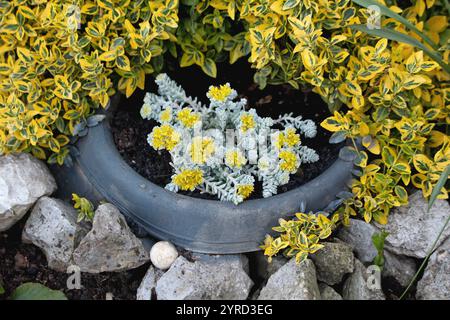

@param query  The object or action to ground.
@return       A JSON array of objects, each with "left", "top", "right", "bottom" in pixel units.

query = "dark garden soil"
[
  {"left": 0, "top": 217, "right": 148, "bottom": 300},
  {"left": 112, "top": 61, "right": 344, "bottom": 200}
]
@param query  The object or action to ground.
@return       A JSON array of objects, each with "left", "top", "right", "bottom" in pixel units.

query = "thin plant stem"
[{"left": 350, "top": 137, "right": 360, "bottom": 152}]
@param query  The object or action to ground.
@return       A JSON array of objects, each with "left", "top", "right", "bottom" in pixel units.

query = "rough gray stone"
[
  {"left": 22, "top": 197, "right": 88, "bottom": 272},
  {"left": 156, "top": 254, "right": 253, "bottom": 300},
  {"left": 342, "top": 259, "right": 385, "bottom": 300},
  {"left": 337, "top": 219, "right": 418, "bottom": 287},
  {"left": 253, "top": 251, "right": 288, "bottom": 280},
  {"left": 416, "top": 238, "right": 450, "bottom": 300},
  {"left": 337, "top": 219, "right": 378, "bottom": 263},
  {"left": 0, "top": 153, "right": 56, "bottom": 231},
  {"left": 72, "top": 203, "right": 150, "bottom": 273},
  {"left": 380, "top": 191, "right": 450, "bottom": 258},
  {"left": 383, "top": 250, "right": 417, "bottom": 287},
  {"left": 258, "top": 259, "right": 321, "bottom": 300},
  {"left": 319, "top": 283, "right": 343, "bottom": 300},
  {"left": 136, "top": 266, "right": 164, "bottom": 300},
  {"left": 310, "top": 241, "right": 354, "bottom": 285}
]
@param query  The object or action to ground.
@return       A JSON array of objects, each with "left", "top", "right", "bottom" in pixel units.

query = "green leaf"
[
  {"left": 342, "top": 7, "right": 356, "bottom": 21},
  {"left": 394, "top": 185, "right": 408, "bottom": 203},
  {"left": 201, "top": 58, "right": 217, "bottom": 78},
  {"left": 283, "top": 0, "right": 301, "bottom": 10},
  {"left": 329, "top": 131, "right": 347, "bottom": 144},
  {"left": 339, "top": 146, "right": 359, "bottom": 161},
  {"left": 372, "top": 230, "right": 389, "bottom": 268},
  {"left": 116, "top": 55, "right": 131, "bottom": 71},
  {"left": 354, "top": 150, "right": 368, "bottom": 167},
  {"left": 63, "top": 110, "right": 80, "bottom": 120},
  {"left": 180, "top": 51, "right": 195, "bottom": 67},
  {"left": 10, "top": 283, "right": 67, "bottom": 300},
  {"left": 295, "top": 251, "right": 308, "bottom": 264},
  {"left": 18, "top": 6, "right": 36, "bottom": 20},
  {"left": 0, "top": 283, "right": 5, "bottom": 295},
  {"left": 348, "top": 25, "right": 450, "bottom": 75},
  {"left": 428, "top": 164, "right": 450, "bottom": 211},
  {"left": 352, "top": 0, "right": 438, "bottom": 49},
  {"left": 48, "top": 137, "right": 60, "bottom": 153}
]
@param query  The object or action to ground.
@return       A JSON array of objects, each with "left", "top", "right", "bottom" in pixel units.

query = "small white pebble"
[{"left": 150, "top": 241, "right": 179, "bottom": 270}]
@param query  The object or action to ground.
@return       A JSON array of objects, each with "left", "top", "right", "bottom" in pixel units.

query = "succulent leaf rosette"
[{"left": 141, "top": 74, "right": 319, "bottom": 204}]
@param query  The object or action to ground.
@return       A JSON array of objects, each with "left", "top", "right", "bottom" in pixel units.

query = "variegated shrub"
[{"left": 0, "top": 0, "right": 178, "bottom": 164}]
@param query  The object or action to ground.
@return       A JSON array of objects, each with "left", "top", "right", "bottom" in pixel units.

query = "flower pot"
[{"left": 50, "top": 94, "right": 354, "bottom": 254}]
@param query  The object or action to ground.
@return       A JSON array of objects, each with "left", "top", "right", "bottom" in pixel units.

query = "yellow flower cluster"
[
  {"left": 189, "top": 136, "right": 215, "bottom": 165},
  {"left": 177, "top": 108, "right": 200, "bottom": 128},
  {"left": 275, "top": 128, "right": 301, "bottom": 149},
  {"left": 149, "top": 124, "right": 180, "bottom": 151},
  {"left": 140, "top": 104, "right": 153, "bottom": 119},
  {"left": 207, "top": 84, "right": 233, "bottom": 102},
  {"left": 225, "top": 149, "right": 247, "bottom": 168},
  {"left": 279, "top": 150, "right": 298, "bottom": 173},
  {"left": 284, "top": 128, "right": 301, "bottom": 147},
  {"left": 159, "top": 108, "right": 173, "bottom": 123},
  {"left": 240, "top": 113, "right": 256, "bottom": 132},
  {"left": 172, "top": 169, "right": 204, "bottom": 191},
  {"left": 237, "top": 184, "right": 254, "bottom": 199}
]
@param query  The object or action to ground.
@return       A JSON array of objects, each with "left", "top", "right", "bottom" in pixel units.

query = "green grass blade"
[
  {"left": 352, "top": 0, "right": 438, "bottom": 49},
  {"left": 349, "top": 25, "right": 450, "bottom": 75},
  {"left": 428, "top": 164, "right": 450, "bottom": 211}
]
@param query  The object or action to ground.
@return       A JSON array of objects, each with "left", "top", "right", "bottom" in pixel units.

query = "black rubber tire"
[{"left": 51, "top": 95, "right": 354, "bottom": 254}]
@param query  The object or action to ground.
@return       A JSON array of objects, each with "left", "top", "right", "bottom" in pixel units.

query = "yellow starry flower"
[
  {"left": 149, "top": 124, "right": 180, "bottom": 151},
  {"left": 189, "top": 136, "right": 215, "bottom": 164},
  {"left": 208, "top": 84, "right": 233, "bottom": 102},
  {"left": 279, "top": 150, "right": 298, "bottom": 173},
  {"left": 240, "top": 113, "right": 256, "bottom": 132},
  {"left": 172, "top": 169, "right": 204, "bottom": 191},
  {"left": 285, "top": 128, "right": 300, "bottom": 147},
  {"left": 160, "top": 107, "right": 172, "bottom": 122},
  {"left": 237, "top": 184, "right": 254, "bottom": 199},
  {"left": 225, "top": 149, "right": 247, "bottom": 168},
  {"left": 140, "top": 103, "right": 152, "bottom": 119},
  {"left": 177, "top": 108, "right": 200, "bottom": 128},
  {"left": 258, "top": 157, "right": 271, "bottom": 171},
  {"left": 274, "top": 132, "right": 285, "bottom": 150}
]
